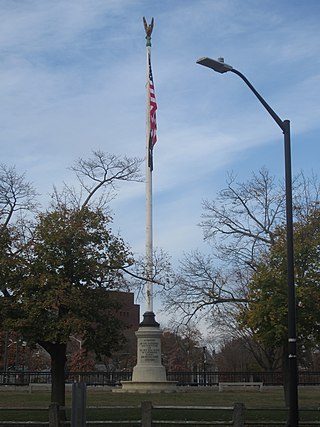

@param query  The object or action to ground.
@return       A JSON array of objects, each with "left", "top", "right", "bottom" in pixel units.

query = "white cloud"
[{"left": 1, "top": 0, "right": 320, "bottom": 280}]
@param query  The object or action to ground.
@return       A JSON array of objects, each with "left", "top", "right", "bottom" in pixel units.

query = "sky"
[{"left": 1, "top": 0, "right": 320, "bottom": 319}]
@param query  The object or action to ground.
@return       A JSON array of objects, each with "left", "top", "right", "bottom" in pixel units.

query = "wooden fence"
[{"left": 0, "top": 402, "right": 319, "bottom": 427}]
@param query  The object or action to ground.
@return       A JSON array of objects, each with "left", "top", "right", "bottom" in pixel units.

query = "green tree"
[
  {"left": 239, "top": 208, "right": 320, "bottom": 404},
  {"left": 1, "top": 205, "right": 133, "bottom": 408},
  {"left": 0, "top": 152, "right": 143, "bottom": 409}
]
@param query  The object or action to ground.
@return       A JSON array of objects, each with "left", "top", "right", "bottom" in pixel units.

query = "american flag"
[{"left": 148, "top": 51, "right": 157, "bottom": 148}]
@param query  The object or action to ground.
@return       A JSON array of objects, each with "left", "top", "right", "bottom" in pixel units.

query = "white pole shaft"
[{"left": 145, "top": 44, "right": 153, "bottom": 313}]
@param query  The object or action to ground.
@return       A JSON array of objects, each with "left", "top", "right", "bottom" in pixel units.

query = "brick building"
[{"left": 110, "top": 291, "right": 140, "bottom": 331}]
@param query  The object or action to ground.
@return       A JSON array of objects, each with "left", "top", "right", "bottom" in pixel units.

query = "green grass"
[
  {"left": 97, "top": 387, "right": 319, "bottom": 405},
  {"left": 0, "top": 387, "right": 319, "bottom": 423}
]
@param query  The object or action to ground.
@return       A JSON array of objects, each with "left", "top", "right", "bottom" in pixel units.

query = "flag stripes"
[{"left": 148, "top": 51, "right": 157, "bottom": 147}]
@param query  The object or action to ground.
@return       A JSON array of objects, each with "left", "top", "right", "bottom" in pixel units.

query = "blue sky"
[{"left": 1, "top": 0, "right": 320, "bottom": 288}]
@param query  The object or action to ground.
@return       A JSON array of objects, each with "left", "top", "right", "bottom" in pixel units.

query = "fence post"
[
  {"left": 49, "top": 402, "right": 60, "bottom": 427},
  {"left": 71, "top": 382, "right": 87, "bottom": 427},
  {"left": 141, "top": 401, "right": 152, "bottom": 427},
  {"left": 233, "top": 402, "right": 245, "bottom": 427}
]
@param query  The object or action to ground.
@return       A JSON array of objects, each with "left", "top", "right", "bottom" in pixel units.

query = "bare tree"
[
  {"left": 50, "top": 151, "right": 143, "bottom": 211},
  {"left": 164, "top": 168, "right": 320, "bottom": 325},
  {"left": 0, "top": 164, "right": 37, "bottom": 299},
  {"left": 160, "top": 322, "right": 204, "bottom": 370},
  {"left": 163, "top": 250, "right": 247, "bottom": 325},
  {"left": 0, "top": 164, "right": 37, "bottom": 230},
  {"left": 126, "top": 248, "right": 173, "bottom": 303},
  {"left": 212, "top": 303, "right": 282, "bottom": 371},
  {"left": 201, "top": 167, "right": 285, "bottom": 270},
  {"left": 292, "top": 171, "right": 320, "bottom": 221},
  {"left": 201, "top": 168, "right": 320, "bottom": 270}
]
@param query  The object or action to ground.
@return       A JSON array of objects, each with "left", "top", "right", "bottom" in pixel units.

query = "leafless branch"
[{"left": 70, "top": 151, "right": 143, "bottom": 209}]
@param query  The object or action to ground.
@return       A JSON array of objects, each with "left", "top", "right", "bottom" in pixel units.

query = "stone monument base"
[{"left": 115, "top": 311, "right": 177, "bottom": 393}]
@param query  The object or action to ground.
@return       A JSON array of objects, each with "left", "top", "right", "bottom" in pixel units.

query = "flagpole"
[
  {"left": 144, "top": 17, "right": 155, "bottom": 314},
  {"left": 121, "top": 17, "right": 176, "bottom": 391}
]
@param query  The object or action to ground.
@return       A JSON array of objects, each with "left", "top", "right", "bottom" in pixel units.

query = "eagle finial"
[{"left": 143, "top": 17, "right": 154, "bottom": 37}]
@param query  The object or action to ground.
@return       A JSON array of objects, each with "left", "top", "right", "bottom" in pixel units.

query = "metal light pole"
[
  {"left": 203, "top": 346, "right": 207, "bottom": 386},
  {"left": 197, "top": 57, "right": 298, "bottom": 426}
]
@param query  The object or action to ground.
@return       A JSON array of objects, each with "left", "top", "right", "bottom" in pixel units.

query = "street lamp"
[{"left": 197, "top": 57, "right": 298, "bottom": 426}]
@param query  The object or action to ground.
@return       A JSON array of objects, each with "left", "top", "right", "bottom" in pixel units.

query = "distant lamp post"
[
  {"left": 21, "top": 341, "right": 27, "bottom": 373},
  {"left": 202, "top": 346, "right": 207, "bottom": 386},
  {"left": 70, "top": 336, "right": 83, "bottom": 382},
  {"left": 70, "top": 336, "right": 82, "bottom": 351},
  {"left": 197, "top": 57, "right": 298, "bottom": 426}
]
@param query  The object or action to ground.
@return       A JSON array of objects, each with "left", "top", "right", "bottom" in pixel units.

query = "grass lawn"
[{"left": 0, "top": 386, "right": 319, "bottom": 423}]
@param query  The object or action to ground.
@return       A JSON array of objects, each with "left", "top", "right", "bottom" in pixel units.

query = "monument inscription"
[{"left": 139, "top": 337, "right": 160, "bottom": 363}]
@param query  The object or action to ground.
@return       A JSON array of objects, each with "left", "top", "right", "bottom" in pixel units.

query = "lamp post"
[
  {"left": 70, "top": 336, "right": 83, "bottom": 382},
  {"left": 197, "top": 57, "right": 298, "bottom": 426},
  {"left": 202, "top": 346, "right": 207, "bottom": 386}
]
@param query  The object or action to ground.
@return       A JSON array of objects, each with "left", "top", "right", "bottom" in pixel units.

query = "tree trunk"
[
  {"left": 39, "top": 341, "right": 67, "bottom": 420},
  {"left": 50, "top": 342, "right": 67, "bottom": 407}
]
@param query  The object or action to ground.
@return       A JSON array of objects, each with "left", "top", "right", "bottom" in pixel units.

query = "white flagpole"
[
  {"left": 144, "top": 18, "right": 154, "bottom": 314},
  {"left": 123, "top": 18, "right": 171, "bottom": 392}
]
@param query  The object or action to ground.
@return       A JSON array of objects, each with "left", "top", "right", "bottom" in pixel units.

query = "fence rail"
[
  {"left": 1, "top": 370, "right": 320, "bottom": 387},
  {"left": 0, "top": 402, "right": 319, "bottom": 427}
]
